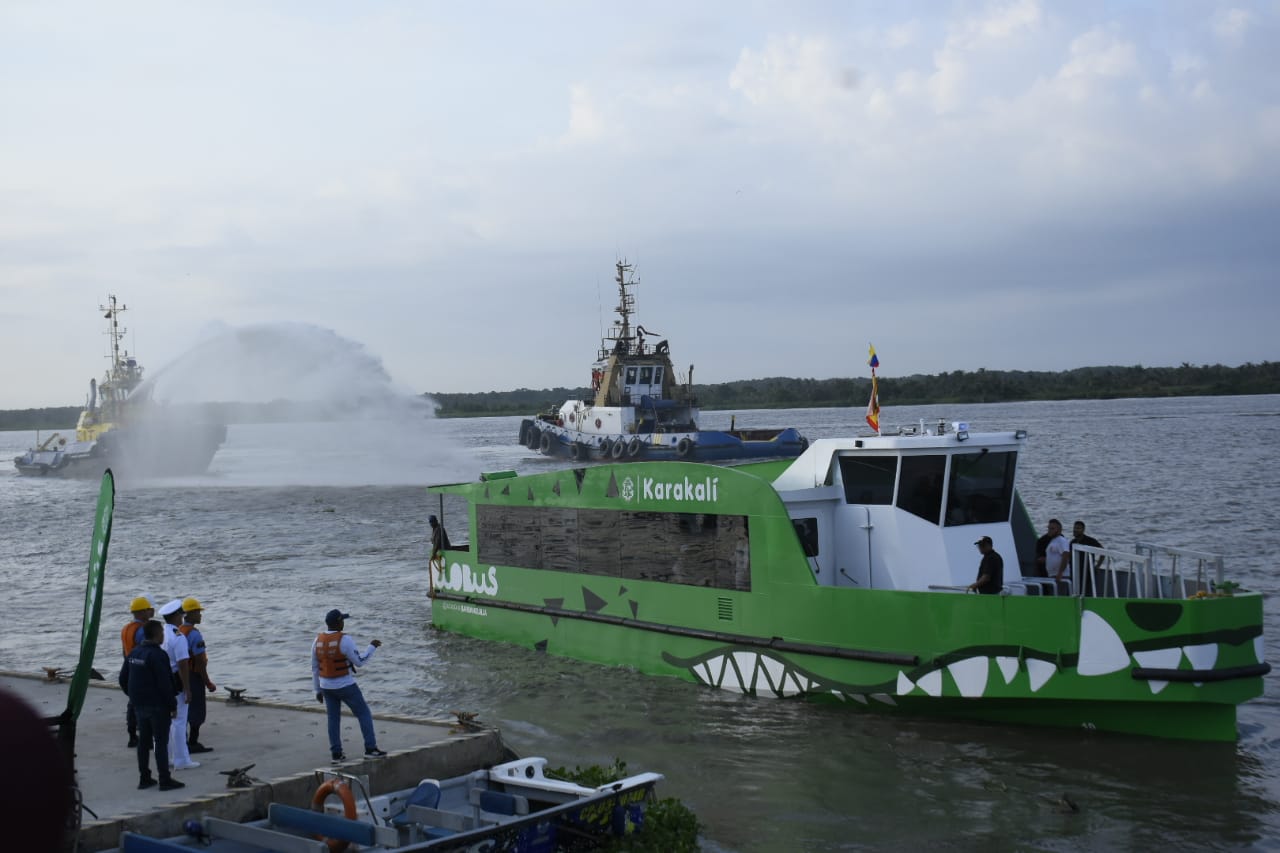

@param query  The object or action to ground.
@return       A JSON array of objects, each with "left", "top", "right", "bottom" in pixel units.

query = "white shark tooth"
[
  {"left": 848, "top": 693, "right": 869, "bottom": 705},
  {"left": 1182, "top": 643, "right": 1218, "bottom": 672},
  {"left": 1078, "top": 611, "right": 1129, "bottom": 676},
  {"left": 732, "top": 652, "right": 757, "bottom": 692},
  {"left": 948, "top": 657, "right": 989, "bottom": 698},
  {"left": 870, "top": 693, "right": 897, "bottom": 706},
  {"left": 917, "top": 669, "right": 944, "bottom": 697},
  {"left": 896, "top": 671, "right": 916, "bottom": 695},
  {"left": 1027, "top": 659, "right": 1056, "bottom": 692},
  {"left": 1255, "top": 636, "right": 1265, "bottom": 664},
  {"left": 1134, "top": 648, "right": 1181, "bottom": 670},
  {"left": 759, "top": 655, "right": 786, "bottom": 695},
  {"left": 696, "top": 662, "right": 714, "bottom": 685},
  {"left": 995, "top": 656, "right": 1019, "bottom": 685},
  {"left": 1147, "top": 680, "right": 1169, "bottom": 694}
]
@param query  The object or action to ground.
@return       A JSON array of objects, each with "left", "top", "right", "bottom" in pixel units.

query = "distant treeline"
[
  {"left": 3, "top": 362, "right": 1276, "bottom": 429},
  {"left": 424, "top": 362, "right": 1280, "bottom": 417}
]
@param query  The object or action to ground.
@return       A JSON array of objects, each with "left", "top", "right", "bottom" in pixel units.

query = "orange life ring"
[{"left": 311, "top": 778, "right": 357, "bottom": 852}]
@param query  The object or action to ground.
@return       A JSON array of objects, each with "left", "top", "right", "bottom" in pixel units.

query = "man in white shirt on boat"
[
  {"left": 1045, "top": 519, "right": 1072, "bottom": 593},
  {"left": 158, "top": 598, "right": 199, "bottom": 771}
]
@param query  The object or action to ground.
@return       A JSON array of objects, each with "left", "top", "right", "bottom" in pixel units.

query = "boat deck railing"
[{"left": 1069, "top": 542, "right": 1225, "bottom": 600}]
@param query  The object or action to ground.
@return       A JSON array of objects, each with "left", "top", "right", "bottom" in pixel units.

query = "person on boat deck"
[
  {"left": 1070, "top": 521, "right": 1104, "bottom": 596},
  {"left": 1044, "top": 519, "right": 1072, "bottom": 592},
  {"left": 178, "top": 597, "right": 216, "bottom": 753},
  {"left": 120, "top": 594, "right": 154, "bottom": 748},
  {"left": 429, "top": 515, "right": 451, "bottom": 563},
  {"left": 312, "top": 609, "right": 386, "bottom": 763},
  {"left": 968, "top": 536, "right": 1004, "bottom": 594},
  {"left": 158, "top": 599, "right": 198, "bottom": 771},
  {"left": 123, "top": 619, "right": 184, "bottom": 792}
]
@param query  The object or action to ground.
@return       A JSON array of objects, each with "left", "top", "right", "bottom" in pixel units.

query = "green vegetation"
[
  {"left": 3, "top": 362, "right": 1275, "bottom": 429},
  {"left": 546, "top": 758, "right": 701, "bottom": 852},
  {"left": 425, "top": 361, "right": 1280, "bottom": 417}
]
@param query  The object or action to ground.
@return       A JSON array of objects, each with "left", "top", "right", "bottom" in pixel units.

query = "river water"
[{"left": 2, "top": 396, "right": 1277, "bottom": 851}]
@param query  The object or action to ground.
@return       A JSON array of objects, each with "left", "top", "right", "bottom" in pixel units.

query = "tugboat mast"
[{"left": 600, "top": 260, "right": 638, "bottom": 360}]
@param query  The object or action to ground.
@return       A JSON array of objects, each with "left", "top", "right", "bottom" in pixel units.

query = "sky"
[{"left": 2, "top": 1, "right": 1278, "bottom": 409}]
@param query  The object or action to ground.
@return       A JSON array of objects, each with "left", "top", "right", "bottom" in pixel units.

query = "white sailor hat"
[{"left": 159, "top": 598, "right": 184, "bottom": 617}]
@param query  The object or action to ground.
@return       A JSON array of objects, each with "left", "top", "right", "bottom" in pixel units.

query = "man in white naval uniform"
[{"left": 159, "top": 599, "right": 198, "bottom": 771}]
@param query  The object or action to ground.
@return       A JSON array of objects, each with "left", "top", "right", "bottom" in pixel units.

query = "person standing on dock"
[
  {"left": 124, "top": 620, "right": 184, "bottom": 791},
  {"left": 312, "top": 608, "right": 386, "bottom": 763},
  {"left": 120, "top": 595, "right": 154, "bottom": 748},
  {"left": 159, "top": 599, "right": 199, "bottom": 771},
  {"left": 178, "top": 597, "right": 216, "bottom": 754}
]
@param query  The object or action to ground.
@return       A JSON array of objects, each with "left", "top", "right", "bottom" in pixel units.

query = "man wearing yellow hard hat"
[
  {"left": 178, "top": 597, "right": 217, "bottom": 754},
  {"left": 119, "top": 595, "right": 154, "bottom": 748}
]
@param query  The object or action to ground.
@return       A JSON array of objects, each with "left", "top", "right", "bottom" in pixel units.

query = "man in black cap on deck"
[
  {"left": 311, "top": 609, "right": 385, "bottom": 763},
  {"left": 968, "top": 536, "right": 1004, "bottom": 594}
]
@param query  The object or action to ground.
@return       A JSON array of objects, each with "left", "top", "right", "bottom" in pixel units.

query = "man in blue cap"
[{"left": 311, "top": 608, "right": 386, "bottom": 763}]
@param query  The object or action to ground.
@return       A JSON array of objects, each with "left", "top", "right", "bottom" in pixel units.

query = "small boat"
[
  {"left": 13, "top": 296, "right": 226, "bottom": 479},
  {"left": 517, "top": 260, "right": 808, "bottom": 462},
  {"left": 430, "top": 420, "right": 1269, "bottom": 742},
  {"left": 112, "top": 755, "right": 664, "bottom": 852}
]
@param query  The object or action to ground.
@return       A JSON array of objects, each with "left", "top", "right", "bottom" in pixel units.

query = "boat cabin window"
[
  {"left": 945, "top": 450, "right": 1016, "bottom": 526},
  {"left": 625, "top": 367, "right": 638, "bottom": 384},
  {"left": 897, "top": 455, "right": 946, "bottom": 524},
  {"left": 792, "top": 517, "right": 819, "bottom": 557},
  {"left": 839, "top": 456, "right": 897, "bottom": 505},
  {"left": 476, "top": 505, "right": 751, "bottom": 591},
  {"left": 639, "top": 366, "right": 653, "bottom": 385},
  {"left": 653, "top": 366, "right": 664, "bottom": 385}
]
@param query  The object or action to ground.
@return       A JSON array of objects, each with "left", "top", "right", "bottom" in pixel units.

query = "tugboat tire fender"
[
  {"left": 539, "top": 431, "right": 555, "bottom": 454},
  {"left": 610, "top": 439, "right": 627, "bottom": 459},
  {"left": 525, "top": 428, "right": 541, "bottom": 450},
  {"left": 626, "top": 437, "right": 643, "bottom": 457},
  {"left": 569, "top": 442, "right": 587, "bottom": 461},
  {"left": 310, "top": 779, "right": 357, "bottom": 852},
  {"left": 676, "top": 437, "right": 694, "bottom": 458}
]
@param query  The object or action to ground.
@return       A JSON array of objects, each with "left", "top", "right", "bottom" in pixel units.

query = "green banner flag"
[{"left": 66, "top": 469, "right": 115, "bottom": 722}]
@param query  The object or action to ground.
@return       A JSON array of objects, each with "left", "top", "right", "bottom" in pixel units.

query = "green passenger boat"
[{"left": 427, "top": 422, "right": 1268, "bottom": 741}]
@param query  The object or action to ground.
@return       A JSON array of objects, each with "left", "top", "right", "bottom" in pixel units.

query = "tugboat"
[
  {"left": 517, "top": 260, "right": 807, "bottom": 462},
  {"left": 13, "top": 296, "right": 226, "bottom": 478}
]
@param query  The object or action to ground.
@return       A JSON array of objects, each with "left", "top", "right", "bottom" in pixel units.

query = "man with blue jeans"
[{"left": 312, "top": 608, "right": 387, "bottom": 763}]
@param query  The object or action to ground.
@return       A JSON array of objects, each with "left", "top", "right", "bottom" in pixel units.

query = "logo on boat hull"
[
  {"left": 628, "top": 474, "right": 719, "bottom": 504},
  {"left": 432, "top": 561, "right": 499, "bottom": 596}
]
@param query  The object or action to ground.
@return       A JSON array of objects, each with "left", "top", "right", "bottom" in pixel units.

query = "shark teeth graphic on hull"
[
  {"left": 917, "top": 670, "right": 943, "bottom": 697},
  {"left": 1079, "top": 610, "right": 1129, "bottom": 675},
  {"left": 1026, "top": 659, "right": 1056, "bottom": 692},
  {"left": 948, "top": 657, "right": 990, "bottom": 698},
  {"left": 1255, "top": 636, "right": 1265, "bottom": 665},
  {"left": 1133, "top": 648, "right": 1182, "bottom": 694},
  {"left": 995, "top": 656, "right": 1019, "bottom": 685},
  {"left": 896, "top": 671, "right": 914, "bottom": 695}
]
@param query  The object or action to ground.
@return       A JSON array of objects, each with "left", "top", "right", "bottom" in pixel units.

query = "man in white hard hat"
[{"left": 159, "top": 599, "right": 198, "bottom": 771}]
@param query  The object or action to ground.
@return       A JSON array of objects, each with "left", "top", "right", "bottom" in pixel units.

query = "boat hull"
[
  {"left": 14, "top": 422, "right": 226, "bottom": 479},
  {"left": 519, "top": 418, "right": 808, "bottom": 462},
  {"left": 429, "top": 459, "right": 1268, "bottom": 742}
]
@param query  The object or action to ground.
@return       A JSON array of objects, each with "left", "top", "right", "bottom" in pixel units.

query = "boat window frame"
[
  {"left": 838, "top": 455, "right": 898, "bottom": 505},
  {"left": 943, "top": 450, "right": 1017, "bottom": 526}
]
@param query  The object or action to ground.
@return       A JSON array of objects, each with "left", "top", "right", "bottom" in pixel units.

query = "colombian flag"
[{"left": 868, "top": 344, "right": 879, "bottom": 369}]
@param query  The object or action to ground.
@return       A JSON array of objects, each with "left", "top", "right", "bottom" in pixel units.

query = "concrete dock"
[{"left": 2, "top": 671, "right": 507, "bottom": 852}]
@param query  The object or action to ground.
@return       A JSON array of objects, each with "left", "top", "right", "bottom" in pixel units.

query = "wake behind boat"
[
  {"left": 517, "top": 260, "right": 807, "bottom": 463},
  {"left": 13, "top": 296, "right": 225, "bottom": 479},
  {"left": 430, "top": 418, "right": 1268, "bottom": 742}
]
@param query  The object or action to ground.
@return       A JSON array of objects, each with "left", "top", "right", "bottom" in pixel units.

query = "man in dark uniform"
[
  {"left": 124, "top": 620, "right": 184, "bottom": 791},
  {"left": 968, "top": 536, "right": 1004, "bottom": 594},
  {"left": 120, "top": 595, "right": 154, "bottom": 748}
]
